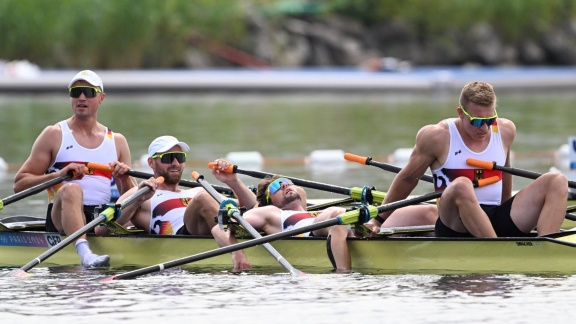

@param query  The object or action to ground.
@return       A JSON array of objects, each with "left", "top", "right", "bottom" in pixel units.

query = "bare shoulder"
[
  {"left": 496, "top": 118, "right": 516, "bottom": 145},
  {"left": 16, "top": 123, "right": 62, "bottom": 176},
  {"left": 415, "top": 121, "right": 449, "bottom": 150},
  {"left": 40, "top": 122, "right": 63, "bottom": 138},
  {"left": 33, "top": 123, "right": 63, "bottom": 153},
  {"left": 112, "top": 131, "right": 129, "bottom": 147}
]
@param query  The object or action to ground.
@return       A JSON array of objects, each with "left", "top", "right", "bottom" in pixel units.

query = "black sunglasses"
[
  {"left": 151, "top": 151, "right": 187, "bottom": 164},
  {"left": 69, "top": 86, "right": 102, "bottom": 98}
]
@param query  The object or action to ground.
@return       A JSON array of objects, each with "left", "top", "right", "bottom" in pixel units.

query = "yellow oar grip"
[
  {"left": 466, "top": 158, "right": 495, "bottom": 170},
  {"left": 344, "top": 153, "right": 368, "bottom": 165},
  {"left": 207, "top": 162, "right": 234, "bottom": 173}
]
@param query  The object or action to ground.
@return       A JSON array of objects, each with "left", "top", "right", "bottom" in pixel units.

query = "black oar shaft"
[
  {"left": 344, "top": 153, "right": 434, "bottom": 183},
  {"left": 232, "top": 166, "right": 352, "bottom": 195},
  {"left": 2, "top": 174, "right": 72, "bottom": 208}
]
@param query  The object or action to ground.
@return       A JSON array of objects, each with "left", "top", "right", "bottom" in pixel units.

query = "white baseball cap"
[
  {"left": 68, "top": 70, "right": 104, "bottom": 91},
  {"left": 148, "top": 136, "right": 190, "bottom": 158}
]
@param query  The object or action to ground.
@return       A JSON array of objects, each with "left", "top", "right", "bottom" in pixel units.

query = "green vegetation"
[
  {"left": 0, "top": 0, "right": 246, "bottom": 68},
  {"left": 1, "top": 0, "right": 575, "bottom": 68}
]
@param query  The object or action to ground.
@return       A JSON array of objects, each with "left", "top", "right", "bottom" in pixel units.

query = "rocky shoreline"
[{"left": 187, "top": 15, "right": 576, "bottom": 70}]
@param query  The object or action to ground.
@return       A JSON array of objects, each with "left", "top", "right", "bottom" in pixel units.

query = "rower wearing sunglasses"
[
  {"left": 364, "top": 81, "right": 568, "bottom": 238},
  {"left": 210, "top": 169, "right": 355, "bottom": 273},
  {"left": 95, "top": 136, "right": 256, "bottom": 243},
  {"left": 14, "top": 70, "right": 137, "bottom": 268}
]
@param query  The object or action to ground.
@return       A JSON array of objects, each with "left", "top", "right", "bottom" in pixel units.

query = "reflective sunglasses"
[
  {"left": 151, "top": 151, "right": 187, "bottom": 164},
  {"left": 266, "top": 178, "right": 293, "bottom": 202},
  {"left": 460, "top": 107, "right": 498, "bottom": 128},
  {"left": 69, "top": 86, "right": 102, "bottom": 98}
]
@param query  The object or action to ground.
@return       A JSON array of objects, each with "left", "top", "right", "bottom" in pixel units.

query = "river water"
[{"left": 0, "top": 91, "right": 575, "bottom": 322}]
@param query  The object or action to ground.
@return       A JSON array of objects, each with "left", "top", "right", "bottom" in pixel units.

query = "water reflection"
[{"left": 431, "top": 274, "right": 514, "bottom": 297}]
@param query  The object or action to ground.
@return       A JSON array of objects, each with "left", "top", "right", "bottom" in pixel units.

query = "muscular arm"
[
  {"left": 378, "top": 123, "right": 446, "bottom": 222},
  {"left": 113, "top": 133, "right": 137, "bottom": 195},
  {"left": 14, "top": 125, "right": 85, "bottom": 192}
]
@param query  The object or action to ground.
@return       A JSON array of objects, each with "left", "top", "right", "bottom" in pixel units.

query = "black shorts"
[
  {"left": 176, "top": 225, "right": 191, "bottom": 235},
  {"left": 45, "top": 203, "right": 100, "bottom": 233},
  {"left": 434, "top": 196, "right": 532, "bottom": 237}
]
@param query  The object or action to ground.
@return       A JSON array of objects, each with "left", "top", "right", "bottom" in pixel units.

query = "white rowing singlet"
[
  {"left": 431, "top": 118, "right": 505, "bottom": 205},
  {"left": 280, "top": 210, "right": 320, "bottom": 237},
  {"left": 46, "top": 121, "right": 116, "bottom": 205},
  {"left": 149, "top": 189, "right": 199, "bottom": 235}
]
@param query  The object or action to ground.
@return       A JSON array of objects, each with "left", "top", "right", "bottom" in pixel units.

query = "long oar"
[
  {"left": 466, "top": 158, "right": 576, "bottom": 221},
  {"left": 466, "top": 158, "right": 576, "bottom": 189},
  {"left": 99, "top": 176, "right": 499, "bottom": 281},
  {"left": 1, "top": 172, "right": 74, "bottom": 211},
  {"left": 207, "top": 162, "right": 386, "bottom": 205},
  {"left": 191, "top": 171, "right": 303, "bottom": 276},
  {"left": 344, "top": 153, "right": 434, "bottom": 183},
  {"left": 87, "top": 162, "right": 234, "bottom": 196},
  {"left": 8, "top": 177, "right": 164, "bottom": 277}
]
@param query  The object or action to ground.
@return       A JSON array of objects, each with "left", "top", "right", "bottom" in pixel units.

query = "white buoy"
[
  {"left": 306, "top": 149, "right": 346, "bottom": 174},
  {"left": 225, "top": 151, "right": 263, "bottom": 171}
]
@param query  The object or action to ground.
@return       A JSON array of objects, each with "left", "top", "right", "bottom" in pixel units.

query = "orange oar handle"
[
  {"left": 344, "top": 153, "right": 369, "bottom": 165},
  {"left": 191, "top": 171, "right": 201, "bottom": 180},
  {"left": 207, "top": 162, "right": 235, "bottom": 173},
  {"left": 86, "top": 162, "right": 112, "bottom": 172},
  {"left": 476, "top": 176, "right": 500, "bottom": 187},
  {"left": 155, "top": 176, "right": 165, "bottom": 183},
  {"left": 466, "top": 158, "right": 495, "bottom": 170}
]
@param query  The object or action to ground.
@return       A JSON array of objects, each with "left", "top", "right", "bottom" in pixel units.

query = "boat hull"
[{"left": 2, "top": 231, "right": 576, "bottom": 274}]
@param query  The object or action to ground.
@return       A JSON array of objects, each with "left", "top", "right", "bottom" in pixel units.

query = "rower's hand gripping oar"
[
  {"left": 344, "top": 153, "right": 434, "bottom": 183},
  {"left": 87, "top": 162, "right": 235, "bottom": 197},
  {"left": 191, "top": 171, "right": 304, "bottom": 276},
  {"left": 98, "top": 176, "right": 500, "bottom": 281},
  {"left": 8, "top": 176, "right": 164, "bottom": 277},
  {"left": 0, "top": 167, "right": 89, "bottom": 231},
  {"left": 208, "top": 162, "right": 386, "bottom": 206}
]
